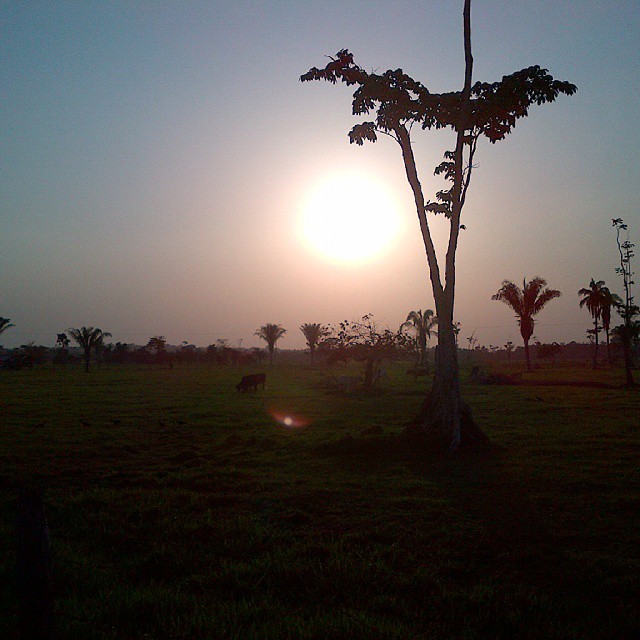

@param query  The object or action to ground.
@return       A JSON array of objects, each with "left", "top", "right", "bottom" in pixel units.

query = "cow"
[{"left": 236, "top": 373, "right": 266, "bottom": 393}]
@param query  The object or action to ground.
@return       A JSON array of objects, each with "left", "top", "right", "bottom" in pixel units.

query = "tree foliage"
[
  {"left": 300, "top": 323, "right": 329, "bottom": 364},
  {"left": 255, "top": 324, "right": 287, "bottom": 364},
  {"left": 612, "top": 218, "right": 638, "bottom": 384},
  {"left": 400, "top": 309, "right": 437, "bottom": 368},
  {"left": 146, "top": 336, "right": 167, "bottom": 354},
  {"left": 578, "top": 279, "right": 616, "bottom": 368},
  {"left": 492, "top": 278, "right": 561, "bottom": 371},
  {"left": 0, "top": 317, "right": 15, "bottom": 337},
  {"left": 320, "top": 315, "right": 409, "bottom": 389},
  {"left": 68, "top": 326, "right": 112, "bottom": 372},
  {"left": 301, "top": 49, "right": 576, "bottom": 219}
]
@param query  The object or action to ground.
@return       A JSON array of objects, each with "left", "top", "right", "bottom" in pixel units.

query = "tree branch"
[
  {"left": 395, "top": 124, "right": 444, "bottom": 299},
  {"left": 444, "top": 0, "right": 473, "bottom": 303}
]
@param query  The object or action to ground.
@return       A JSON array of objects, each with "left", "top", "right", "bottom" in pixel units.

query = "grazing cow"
[{"left": 236, "top": 373, "right": 267, "bottom": 393}]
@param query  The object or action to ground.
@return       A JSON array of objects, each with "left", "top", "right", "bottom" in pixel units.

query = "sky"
[{"left": 1, "top": 1, "right": 639, "bottom": 350}]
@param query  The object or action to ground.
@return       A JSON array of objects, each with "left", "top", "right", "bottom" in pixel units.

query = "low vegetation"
[{"left": 1, "top": 361, "right": 638, "bottom": 638}]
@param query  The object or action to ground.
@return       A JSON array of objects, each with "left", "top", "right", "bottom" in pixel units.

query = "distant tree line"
[{"left": 2, "top": 215, "right": 638, "bottom": 380}]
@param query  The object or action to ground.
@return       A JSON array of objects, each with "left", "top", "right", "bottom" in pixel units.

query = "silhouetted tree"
[
  {"left": 301, "top": 1, "right": 575, "bottom": 451},
  {"left": 0, "top": 317, "right": 14, "bottom": 338},
  {"left": 54, "top": 332, "right": 70, "bottom": 367},
  {"left": 322, "top": 315, "right": 408, "bottom": 390},
  {"left": 300, "top": 323, "right": 328, "bottom": 365},
  {"left": 56, "top": 333, "right": 69, "bottom": 348},
  {"left": 599, "top": 286, "right": 620, "bottom": 365},
  {"left": 492, "top": 278, "right": 561, "bottom": 372},
  {"left": 146, "top": 336, "right": 173, "bottom": 368},
  {"left": 536, "top": 341, "right": 561, "bottom": 365},
  {"left": 504, "top": 341, "right": 514, "bottom": 362},
  {"left": 464, "top": 331, "right": 478, "bottom": 366},
  {"left": 255, "top": 324, "right": 286, "bottom": 365},
  {"left": 68, "top": 327, "right": 112, "bottom": 373},
  {"left": 146, "top": 336, "right": 167, "bottom": 354},
  {"left": 612, "top": 218, "right": 638, "bottom": 385},
  {"left": 400, "top": 309, "right": 437, "bottom": 369},
  {"left": 579, "top": 279, "right": 608, "bottom": 369},
  {"left": 178, "top": 342, "right": 199, "bottom": 363},
  {"left": 110, "top": 342, "right": 130, "bottom": 365}
]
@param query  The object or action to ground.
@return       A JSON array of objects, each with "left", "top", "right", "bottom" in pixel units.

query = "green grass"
[{"left": 1, "top": 362, "right": 639, "bottom": 638}]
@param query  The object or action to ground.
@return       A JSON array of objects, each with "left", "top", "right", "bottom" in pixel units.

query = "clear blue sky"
[{"left": 1, "top": 1, "right": 638, "bottom": 349}]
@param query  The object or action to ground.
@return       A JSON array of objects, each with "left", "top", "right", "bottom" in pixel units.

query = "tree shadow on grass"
[{"left": 306, "top": 429, "right": 636, "bottom": 634}]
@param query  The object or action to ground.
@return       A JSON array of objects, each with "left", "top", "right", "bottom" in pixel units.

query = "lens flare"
[{"left": 270, "top": 410, "right": 308, "bottom": 428}]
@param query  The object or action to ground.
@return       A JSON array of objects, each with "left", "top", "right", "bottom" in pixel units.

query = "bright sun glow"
[{"left": 299, "top": 172, "right": 402, "bottom": 263}]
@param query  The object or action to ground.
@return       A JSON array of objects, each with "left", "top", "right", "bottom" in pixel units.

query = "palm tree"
[
  {"left": 300, "top": 323, "right": 328, "bottom": 365},
  {"left": 255, "top": 324, "right": 286, "bottom": 365},
  {"left": 68, "top": 327, "right": 112, "bottom": 372},
  {"left": 492, "top": 277, "right": 561, "bottom": 372},
  {"left": 600, "top": 286, "right": 622, "bottom": 365},
  {"left": 579, "top": 279, "right": 609, "bottom": 369},
  {"left": 0, "top": 317, "right": 15, "bottom": 338},
  {"left": 400, "top": 309, "right": 437, "bottom": 368}
]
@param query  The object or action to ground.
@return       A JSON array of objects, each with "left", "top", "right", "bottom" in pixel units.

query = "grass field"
[{"left": 1, "top": 362, "right": 639, "bottom": 639}]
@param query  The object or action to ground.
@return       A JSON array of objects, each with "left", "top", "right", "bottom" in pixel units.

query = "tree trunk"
[
  {"left": 399, "top": 0, "right": 489, "bottom": 453},
  {"left": 524, "top": 338, "right": 531, "bottom": 372},
  {"left": 622, "top": 333, "right": 636, "bottom": 386},
  {"left": 83, "top": 348, "right": 91, "bottom": 373},
  {"left": 419, "top": 335, "right": 427, "bottom": 368},
  {"left": 408, "top": 301, "right": 490, "bottom": 452},
  {"left": 593, "top": 320, "right": 600, "bottom": 369}
]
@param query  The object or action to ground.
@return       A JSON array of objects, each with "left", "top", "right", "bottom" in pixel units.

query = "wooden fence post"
[{"left": 17, "top": 487, "right": 55, "bottom": 640}]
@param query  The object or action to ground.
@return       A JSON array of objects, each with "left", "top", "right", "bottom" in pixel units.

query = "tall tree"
[
  {"left": 612, "top": 218, "right": 638, "bottom": 386},
  {"left": 401, "top": 309, "right": 437, "bottom": 368},
  {"left": 68, "top": 327, "right": 112, "bottom": 373},
  {"left": 301, "top": 1, "right": 575, "bottom": 451},
  {"left": 300, "top": 323, "right": 328, "bottom": 365},
  {"left": 0, "top": 317, "right": 15, "bottom": 338},
  {"left": 579, "top": 279, "right": 607, "bottom": 369},
  {"left": 492, "top": 278, "right": 561, "bottom": 372},
  {"left": 54, "top": 332, "right": 70, "bottom": 367},
  {"left": 255, "top": 324, "right": 286, "bottom": 365},
  {"left": 600, "top": 286, "right": 621, "bottom": 365}
]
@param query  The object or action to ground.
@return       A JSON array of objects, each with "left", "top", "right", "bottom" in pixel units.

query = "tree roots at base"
[{"left": 404, "top": 392, "right": 492, "bottom": 454}]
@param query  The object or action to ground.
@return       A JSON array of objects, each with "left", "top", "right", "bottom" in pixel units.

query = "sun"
[{"left": 298, "top": 172, "right": 402, "bottom": 263}]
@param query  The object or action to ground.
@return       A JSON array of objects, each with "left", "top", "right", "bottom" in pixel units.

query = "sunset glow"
[
  {"left": 0, "top": 2, "right": 636, "bottom": 350},
  {"left": 298, "top": 173, "right": 402, "bottom": 264}
]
